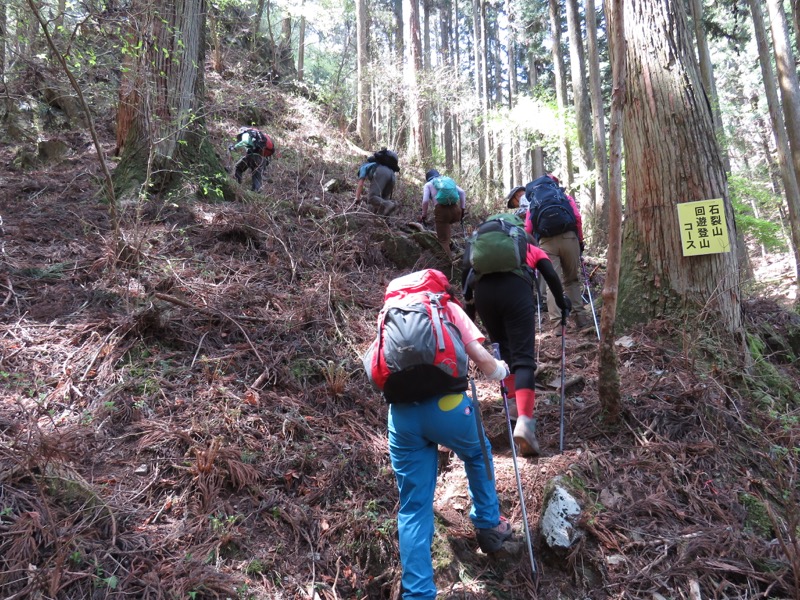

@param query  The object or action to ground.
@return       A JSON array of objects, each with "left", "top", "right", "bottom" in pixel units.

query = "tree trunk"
[
  {"left": 586, "top": 0, "right": 610, "bottom": 249},
  {"left": 480, "top": 0, "right": 492, "bottom": 183},
  {"left": 297, "top": 12, "right": 306, "bottom": 81},
  {"left": 395, "top": 0, "right": 404, "bottom": 60},
  {"left": 473, "top": 0, "right": 487, "bottom": 179},
  {"left": 208, "top": 6, "right": 223, "bottom": 74},
  {"left": 356, "top": 0, "right": 372, "bottom": 146},
  {"left": 791, "top": 0, "right": 800, "bottom": 61},
  {"left": 277, "top": 16, "right": 294, "bottom": 76},
  {"left": 764, "top": 0, "right": 800, "bottom": 286},
  {"left": 687, "top": 0, "right": 729, "bottom": 173},
  {"left": 0, "top": 1, "right": 6, "bottom": 86},
  {"left": 506, "top": 0, "right": 518, "bottom": 106},
  {"left": 548, "top": 0, "right": 573, "bottom": 184},
  {"left": 441, "top": 2, "right": 454, "bottom": 171},
  {"left": 422, "top": 0, "right": 431, "bottom": 69},
  {"left": 565, "top": 0, "right": 595, "bottom": 215},
  {"left": 254, "top": 0, "right": 266, "bottom": 49},
  {"left": 403, "top": 0, "right": 427, "bottom": 161},
  {"left": 422, "top": 0, "right": 432, "bottom": 155},
  {"left": 114, "top": 0, "right": 227, "bottom": 200},
  {"left": 599, "top": 0, "right": 624, "bottom": 423},
  {"left": 619, "top": 0, "right": 745, "bottom": 351}
]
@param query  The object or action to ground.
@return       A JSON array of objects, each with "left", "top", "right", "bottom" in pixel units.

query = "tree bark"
[
  {"left": 394, "top": 0, "right": 404, "bottom": 60},
  {"left": 0, "top": 1, "right": 6, "bottom": 86},
  {"left": 506, "top": 0, "right": 518, "bottom": 106},
  {"left": 473, "top": 0, "right": 487, "bottom": 179},
  {"left": 297, "top": 11, "right": 306, "bottom": 81},
  {"left": 791, "top": 0, "right": 800, "bottom": 61},
  {"left": 422, "top": 0, "right": 432, "bottom": 156},
  {"left": 687, "top": 0, "right": 729, "bottom": 173},
  {"left": 114, "top": 0, "right": 227, "bottom": 200},
  {"left": 356, "top": 0, "right": 372, "bottom": 146},
  {"left": 586, "top": 0, "right": 610, "bottom": 249},
  {"left": 619, "top": 0, "right": 745, "bottom": 351},
  {"left": 441, "top": 2, "right": 454, "bottom": 172},
  {"left": 403, "top": 0, "right": 428, "bottom": 161},
  {"left": 254, "top": 0, "right": 266, "bottom": 49},
  {"left": 548, "top": 0, "right": 573, "bottom": 184},
  {"left": 565, "top": 0, "right": 595, "bottom": 214},
  {"left": 762, "top": 0, "right": 800, "bottom": 285},
  {"left": 599, "top": 0, "right": 624, "bottom": 423}
]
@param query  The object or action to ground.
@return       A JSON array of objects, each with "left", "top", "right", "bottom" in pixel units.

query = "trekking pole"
[
  {"left": 469, "top": 376, "right": 494, "bottom": 482},
  {"left": 580, "top": 257, "right": 600, "bottom": 340},
  {"left": 559, "top": 307, "right": 569, "bottom": 454},
  {"left": 492, "top": 343, "right": 537, "bottom": 577},
  {"left": 533, "top": 271, "right": 542, "bottom": 332}
]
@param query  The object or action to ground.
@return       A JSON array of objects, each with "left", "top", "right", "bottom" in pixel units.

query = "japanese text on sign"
[{"left": 676, "top": 199, "right": 731, "bottom": 256}]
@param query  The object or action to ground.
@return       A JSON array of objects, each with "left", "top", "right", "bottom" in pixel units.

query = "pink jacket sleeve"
[{"left": 526, "top": 244, "right": 549, "bottom": 268}]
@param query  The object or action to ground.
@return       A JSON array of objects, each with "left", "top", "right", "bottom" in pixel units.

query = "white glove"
[{"left": 486, "top": 359, "right": 510, "bottom": 381}]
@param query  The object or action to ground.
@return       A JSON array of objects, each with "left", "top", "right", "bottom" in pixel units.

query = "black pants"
[
  {"left": 473, "top": 272, "right": 537, "bottom": 390},
  {"left": 234, "top": 152, "right": 269, "bottom": 191}
]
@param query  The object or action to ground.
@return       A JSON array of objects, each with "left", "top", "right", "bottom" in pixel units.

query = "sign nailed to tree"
[{"left": 677, "top": 199, "right": 731, "bottom": 256}]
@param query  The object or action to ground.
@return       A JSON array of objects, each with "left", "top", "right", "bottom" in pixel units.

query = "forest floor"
[{"left": 1, "top": 67, "right": 800, "bottom": 600}]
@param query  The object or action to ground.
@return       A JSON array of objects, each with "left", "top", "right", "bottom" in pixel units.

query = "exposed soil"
[{"left": 1, "top": 73, "right": 799, "bottom": 600}]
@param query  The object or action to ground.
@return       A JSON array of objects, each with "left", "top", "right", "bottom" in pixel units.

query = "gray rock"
[{"left": 540, "top": 484, "right": 582, "bottom": 551}]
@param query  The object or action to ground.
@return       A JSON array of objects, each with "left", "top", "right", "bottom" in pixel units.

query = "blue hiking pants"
[{"left": 388, "top": 392, "right": 500, "bottom": 600}]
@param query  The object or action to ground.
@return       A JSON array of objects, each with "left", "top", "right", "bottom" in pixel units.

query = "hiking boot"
[
  {"left": 513, "top": 416, "right": 541, "bottom": 457},
  {"left": 476, "top": 516, "right": 513, "bottom": 552}
]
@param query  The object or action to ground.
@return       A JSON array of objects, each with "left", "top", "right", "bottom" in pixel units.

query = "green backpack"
[
  {"left": 431, "top": 176, "right": 460, "bottom": 205},
  {"left": 465, "top": 213, "right": 529, "bottom": 280}
]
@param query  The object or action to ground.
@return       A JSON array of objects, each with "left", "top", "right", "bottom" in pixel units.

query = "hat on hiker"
[
  {"left": 506, "top": 186, "right": 526, "bottom": 208},
  {"left": 425, "top": 169, "right": 441, "bottom": 182}
]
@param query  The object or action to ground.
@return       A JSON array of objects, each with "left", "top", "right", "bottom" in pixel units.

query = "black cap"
[
  {"left": 506, "top": 186, "right": 526, "bottom": 208},
  {"left": 425, "top": 169, "right": 440, "bottom": 182}
]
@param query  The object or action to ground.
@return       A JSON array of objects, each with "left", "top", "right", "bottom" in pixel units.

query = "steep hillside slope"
[{"left": 0, "top": 74, "right": 799, "bottom": 600}]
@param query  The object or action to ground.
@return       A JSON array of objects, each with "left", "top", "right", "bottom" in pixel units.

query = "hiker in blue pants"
[{"left": 387, "top": 294, "right": 512, "bottom": 599}]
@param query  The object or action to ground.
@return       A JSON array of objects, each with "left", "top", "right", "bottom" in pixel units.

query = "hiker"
[
  {"left": 524, "top": 174, "right": 590, "bottom": 333},
  {"left": 228, "top": 127, "right": 274, "bottom": 192},
  {"left": 462, "top": 214, "right": 571, "bottom": 456},
  {"left": 355, "top": 148, "right": 400, "bottom": 216},
  {"left": 506, "top": 185, "right": 528, "bottom": 216},
  {"left": 507, "top": 186, "right": 546, "bottom": 311},
  {"left": 363, "top": 269, "right": 514, "bottom": 599},
  {"left": 420, "top": 169, "right": 466, "bottom": 260}
]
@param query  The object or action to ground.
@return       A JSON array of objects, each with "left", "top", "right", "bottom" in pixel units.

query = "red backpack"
[
  {"left": 363, "top": 269, "right": 469, "bottom": 404},
  {"left": 240, "top": 128, "right": 275, "bottom": 158}
]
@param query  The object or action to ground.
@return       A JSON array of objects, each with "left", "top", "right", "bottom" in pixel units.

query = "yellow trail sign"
[{"left": 677, "top": 198, "right": 731, "bottom": 256}]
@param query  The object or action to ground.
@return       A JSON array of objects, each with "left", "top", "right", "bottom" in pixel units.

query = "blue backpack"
[
  {"left": 525, "top": 176, "right": 577, "bottom": 238},
  {"left": 431, "top": 176, "right": 460, "bottom": 205}
]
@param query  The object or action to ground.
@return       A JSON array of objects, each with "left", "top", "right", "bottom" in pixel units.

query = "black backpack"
[
  {"left": 370, "top": 148, "right": 401, "bottom": 173},
  {"left": 525, "top": 175, "right": 577, "bottom": 238}
]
